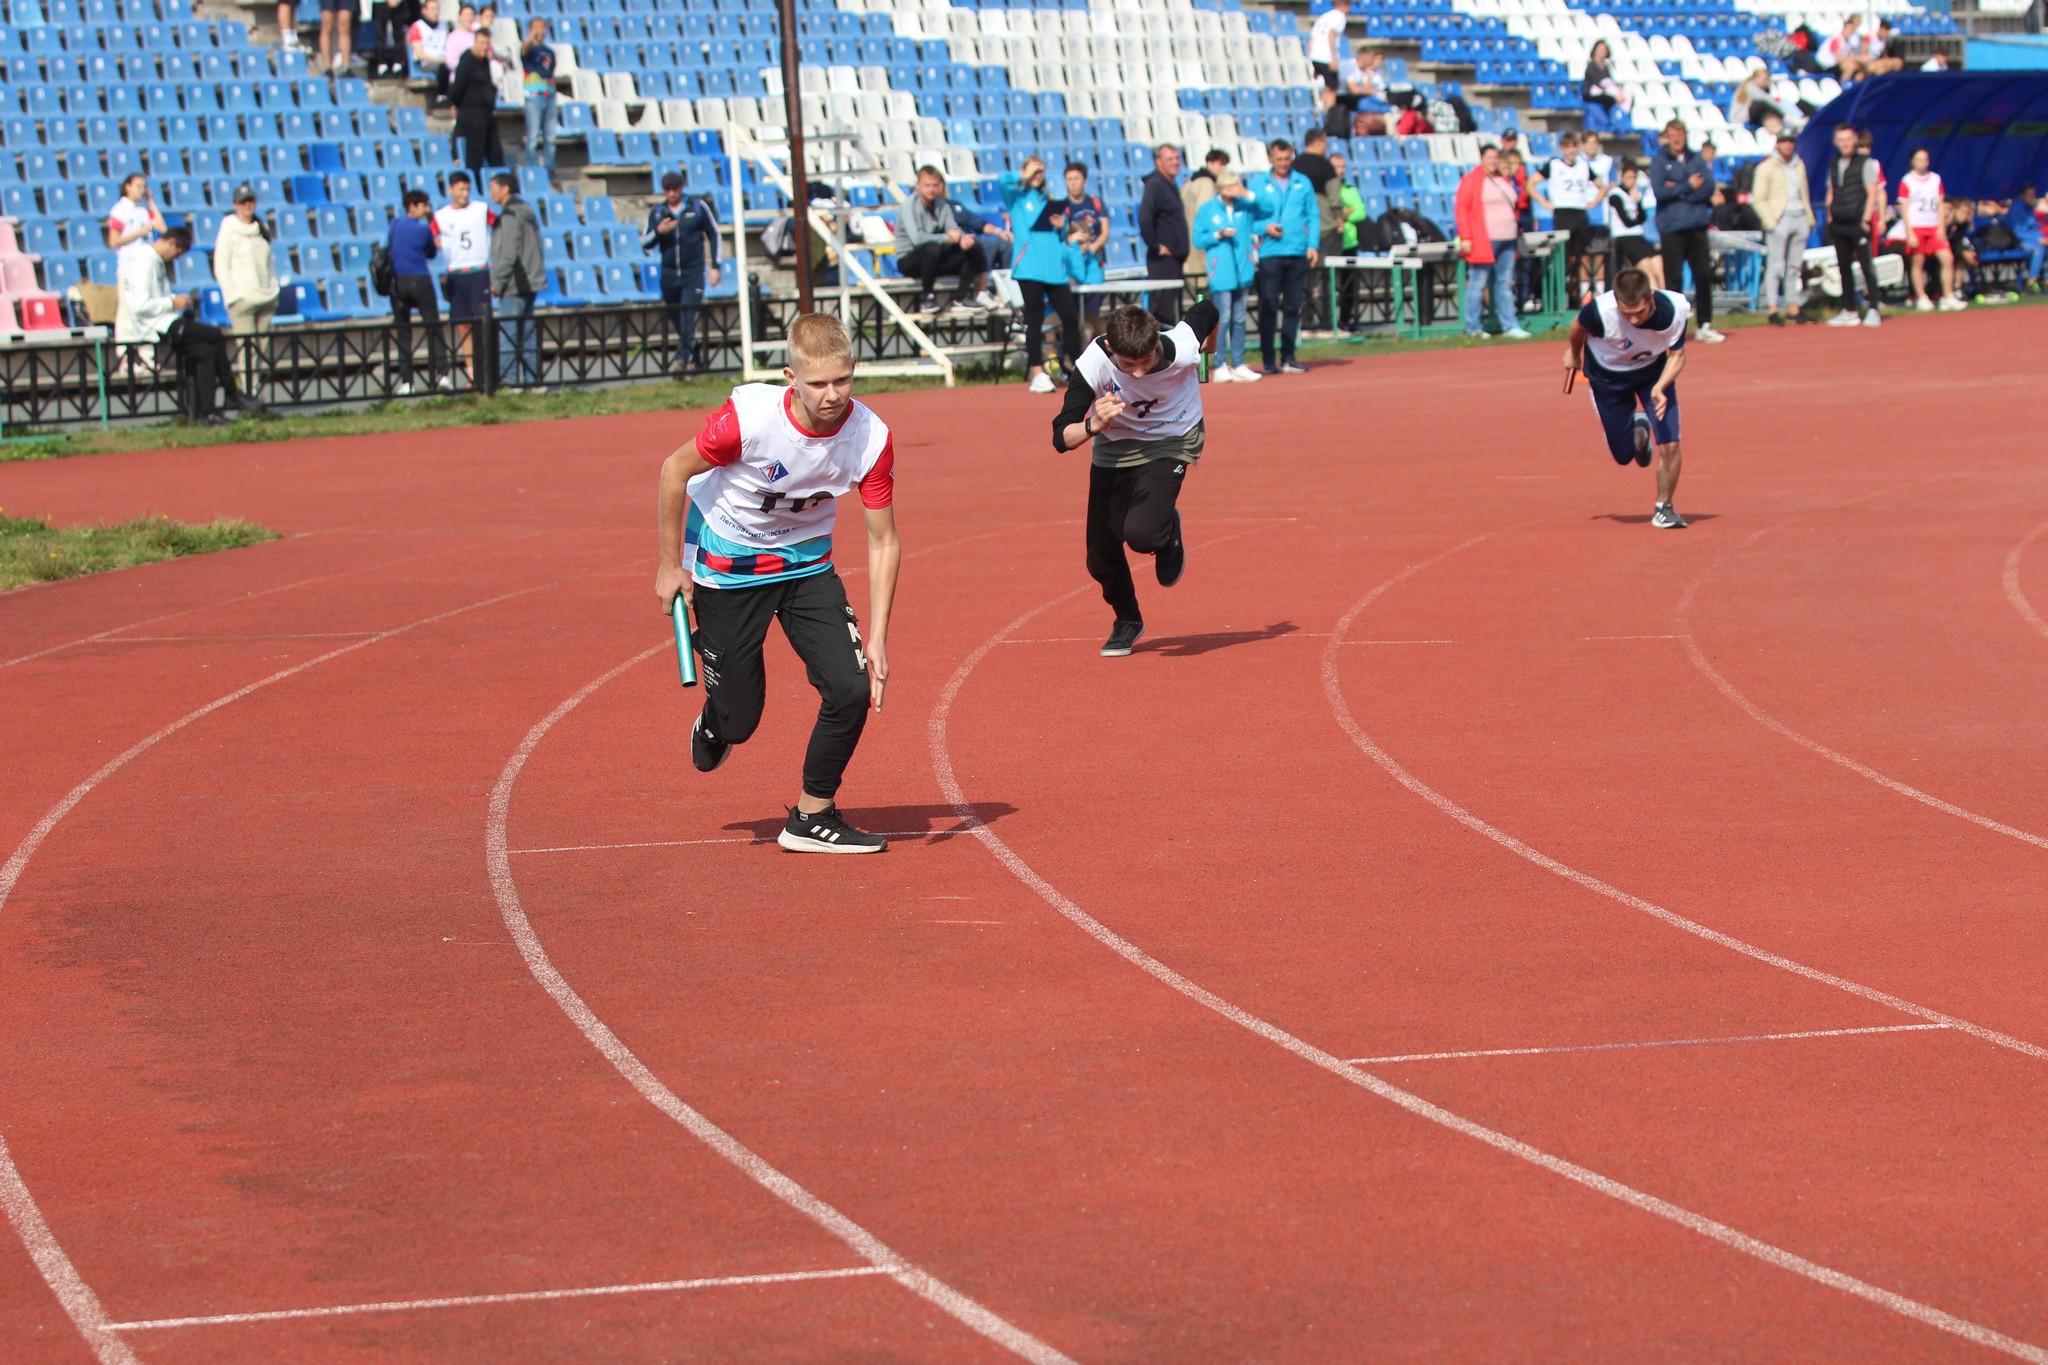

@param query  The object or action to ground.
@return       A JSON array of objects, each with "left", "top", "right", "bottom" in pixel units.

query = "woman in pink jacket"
[{"left": 1454, "top": 145, "right": 1532, "bottom": 338}]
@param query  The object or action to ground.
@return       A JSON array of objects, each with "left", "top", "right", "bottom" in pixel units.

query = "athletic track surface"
[{"left": 3, "top": 308, "right": 2046, "bottom": 1363}]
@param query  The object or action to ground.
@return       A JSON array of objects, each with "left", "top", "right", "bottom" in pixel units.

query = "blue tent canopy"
[{"left": 1798, "top": 72, "right": 2048, "bottom": 201}]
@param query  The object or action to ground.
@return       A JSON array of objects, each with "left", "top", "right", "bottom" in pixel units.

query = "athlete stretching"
[
  {"left": 1564, "top": 267, "right": 1691, "bottom": 529},
  {"left": 654, "top": 313, "right": 901, "bottom": 852},
  {"left": 1052, "top": 300, "right": 1220, "bottom": 655}
]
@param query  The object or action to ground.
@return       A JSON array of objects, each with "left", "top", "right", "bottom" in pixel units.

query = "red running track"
[{"left": 4, "top": 308, "right": 2048, "bottom": 1362}]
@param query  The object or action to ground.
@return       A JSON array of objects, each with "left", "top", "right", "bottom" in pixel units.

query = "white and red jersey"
[
  {"left": 1898, "top": 169, "right": 1943, "bottom": 228},
  {"left": 431, "top": 200, "right": 495, "bottom": 273},
  {"left": 107, "top": 196, "right": 156, "bottom": 263},
  {"left": 684, "top": 383, "right": 894, "bottom": 589}
]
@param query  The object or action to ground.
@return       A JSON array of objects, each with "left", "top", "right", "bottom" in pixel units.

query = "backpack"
[
  {"left": 369, "top": 241, "right": 395, "bottom": 297},
  {"left": 759, "top": 212, "right": 797, "bottom": 260},
  {"left": 1379, "top": 207, "right": 1447, "bottom": 245}
]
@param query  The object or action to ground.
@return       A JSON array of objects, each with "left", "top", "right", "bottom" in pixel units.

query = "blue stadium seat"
[
  {"left": 535, "top": 265, "right": 586, "bottom": 308},
  {"left": 196, "top": 284, "right": 231, "bottom": 327},
  {"left": 280, "top": 279, "right": 344, "bottom": 321},
  {"left": 288, "top": 173, "right": 329, "bottom": 205}
]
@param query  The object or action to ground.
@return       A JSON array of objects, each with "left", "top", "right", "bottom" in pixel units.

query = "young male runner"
[
  {"left": 1563, "top": 266, "right": 1691, "bottom": 529},
  {"left": 653, "top": 313, "right": 901, "bottom": 853},
  {"left": 1051, "top": 299, "right": 1220, "bottom": 656}
]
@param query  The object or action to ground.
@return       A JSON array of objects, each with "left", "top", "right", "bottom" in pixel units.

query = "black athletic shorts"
[
  {"left": 1553, "top": 207, "right": 1594, "bottom": 256},
  {"left": 444, "top": 268, "right": 489, "bottom": 321},
  {"left": 1613, "top": 235, "right": 1656, "bottom": 266}
]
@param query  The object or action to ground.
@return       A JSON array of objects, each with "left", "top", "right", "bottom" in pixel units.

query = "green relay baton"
[{"left": 671, "top": 593, "right": 699, "bottom": 688}]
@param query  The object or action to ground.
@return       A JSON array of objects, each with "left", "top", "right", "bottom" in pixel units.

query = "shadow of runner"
[
  {"left": 722, "top": 802, "right": 1017, "bottom": 845},
  {"left": 1592, "top": 513, "right": 1719, "bottom": 525},
  {"left": 1138, "top": 622, "right": 1300, "bottom": 656}
]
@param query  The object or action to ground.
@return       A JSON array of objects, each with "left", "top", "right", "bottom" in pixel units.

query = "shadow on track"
[
  {"left": 1592, "top": 513, "right": 1720, "bottom": 525},
  {"left": 722, "top": 802, "right": 1018, "bottom": 845},
  {"left": 1138, "top": 622, "right": 1300, "bottom": 656}
]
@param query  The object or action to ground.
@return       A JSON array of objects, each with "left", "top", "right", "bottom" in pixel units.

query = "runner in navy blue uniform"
[
  {"left": 1564, "top": 267, "right": 1692, "bottom": 529},
  {"left": 1051, "top": 300, "right": 1220, "bottom": 655}
]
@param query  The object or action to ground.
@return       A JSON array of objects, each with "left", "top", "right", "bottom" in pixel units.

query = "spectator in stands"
[
  {"left": 1455, "top": 144, "right": 1531, "bottom": 340},
  {"left": 1921, "top": 50, "right": 1950, "bottom": 72},
  {"left": 117, "top": 227, "right": 253, "bottom": 426},
  {"left": 1001, "top": 155, "right": 1081, "bottom": 394},
  {"left": 1181, "top": 148, "right": 1227, "bottom": 280},
  {"left": 106, "top": 174, "right": 166, "bottom": 267},
  {"left": 1308, "top": 0, "right": 1351, "bottom": 91},
  {"left": 476, "top": 4, "right": 510, "bottom": 82},
  {"left": 1867, "top": 20, "right": 1905, "bottom": 75},
  {"left": 1193, "top": 173, "right": 1262, "bottom": 382},
  {"left": 1943, "top": 195, "right": 1982, "bottom": 298},
  {"left": 1818, "top": 15, "right": 1872, "bottom": 83},
  {"left": 211, "top": 183, "right": 279, "bottom": 349},
  {"left": 450, "top": 28, "right": 504, "bottom": 174},
  {"left": 1498, "top": 143, "right": 1538, "bottom": 310},
  {"left": 1649, "top": 120, "right": 1724, "bottom": 341},
  {"left": 487, "top": 171, "right": 542, "bottom": 392},
  {"left": 1139, "top": 144, "right": 1189, "bottom": 325},
  {"left": 521, "top": 18, "right": 558, "bottom": 180},
  {"left": 1532, "top": 132, "right": 1607, "bottom": 305},
  {"left": 1328, "top": 151, "right": 1368, "bottom": 331},
  {"left": 278, "top": 0, "right": 301, "bottom": 52},
  {"left": 1250, "top": 138, "right": 1320, "bottom": 373},
  {"left": 1295, "top": 129, "right": 1341, "bottom": 263},
  {"left": 643, "top": 171, "right": 720, "bottom": 376},
  {"left": 319, "top": 0, "right": 355, "bottom": 76},
  {"left": 1733, "top": 65, "right": 1793, "bottom": 131},
  {"left": 1061, "top": 162, "right": 1109, "bottom": 340},
  {"left": 434, "top": 170, "right": 495, "bottom": 383},
  {"left": 1606, "top": 161, "right": 1663, "bottom": 290},
  {"left": 1823, "top": 123, "right": 1884, "bottom": 325},
  {"left": 388, "top": 189, "right": 450, "bottom": 394},
  {"left": 409, "top": 0, "right": 453, "bottom": 107},
  {"left": 1581, "top": 40, "right": 1631, "bottom": 115},
  {"left": 2008, "top": 185, "right": 2044, "bottom": 290},
  {"left": 947, "top": 192, "right": 1010, "bottom": 282},
  {"left": 367, "top": 0, "right": 417, "bottom": 79},
  {"left": 894, "top": 165, "right": 988, "bottom": 319},
  {"left": 1752, "top": 129, "right": 1812, "bottom": 324}
]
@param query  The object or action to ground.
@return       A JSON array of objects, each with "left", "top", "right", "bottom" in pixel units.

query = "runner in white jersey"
[
  {"left": 1896, "top": 148, "right": 1964, "bottom": 311},
  {"left": 1531, "top": 132, "right": 1609, "bottom": 302},
  {"left": 431, "top": 170, "right": 496, "bottom": 380},
  {"left": 1051, "top": 300, "right": 1220, "bottom": 655},
  {"left": 654, "top": 313, "right": 901, "bottom": 853},
  {"left": 1564, "top": 267, "right": 1692, "bottom": 529},
  {"left": 105, "top": 173, "right": 166, "bottom": 267},
  {"left": 1308, "top": 0, "right": 1351, "bottom": 89}
]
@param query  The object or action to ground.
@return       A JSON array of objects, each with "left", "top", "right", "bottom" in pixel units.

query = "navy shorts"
[
  {"left": 319, "top": 0, "right": 353, "bottom": 14},
  {"left": 1587, "top": 354, "right": 1679, "bottom": 463},
  {"left": 444, "top": 268, "right": 489, "bottom": 321}
]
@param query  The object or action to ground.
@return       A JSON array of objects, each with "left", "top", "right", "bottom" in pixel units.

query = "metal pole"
[{"left": 778, "top": 0, "right": 813, "bottom": 314}]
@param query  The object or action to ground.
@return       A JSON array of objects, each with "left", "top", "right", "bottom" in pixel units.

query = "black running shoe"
[
  {"left": 1100, "top": 619, "right": 1144, "bottom": 657},
  {"left": 1631, "top": 413, "right": 1654, "bottom": 467},
  {"left": 691, "top": 710, "right": 730, "bottom": 773},
  {"left": 777, "top": 804, "right": 887, "bottom": 854},
  {"left": 1155, "top": 513, "right": 1185, "bottom": 587}
]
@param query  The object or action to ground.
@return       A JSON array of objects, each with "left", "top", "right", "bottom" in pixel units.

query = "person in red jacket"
[{"left": 1454, "top": 145, "right": 1533, "bottom": 338}]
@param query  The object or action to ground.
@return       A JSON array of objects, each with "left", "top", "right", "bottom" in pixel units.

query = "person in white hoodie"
[
  {"left": 119, "top": 226, "right": 254, "bottom": 425},
  {"left": 212, "top": 183, "right": 280, "bottom": 350}
]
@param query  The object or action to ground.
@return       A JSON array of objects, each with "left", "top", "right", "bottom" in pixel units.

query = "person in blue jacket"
[
  {"left": 1647, "top": 119, "right": 1724, "bottom": 342},
  {"left": 1247, "top": 138, "right": 1321, "bottom": 374},
  {"left": 1191, "top": 170, "right": 1266, "bottom": 380},
  {"left": 1000, "top": 155, "right": 1082, "bottom": 393}
]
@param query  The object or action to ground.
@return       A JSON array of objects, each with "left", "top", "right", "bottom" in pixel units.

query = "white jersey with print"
[
  {"left": 1586, "top": 152, "right": 1615, "bottom": 192},
  {"left": 433, "top": 201, "right": 493, "bottom": 273},
  {"left": 1586, "top": 288, "right": 1691, "bottom": 373},
  {"left": 1075, "top": 320, "right": 1204, "bottom": 444},
  {"left": 107, "top": 197, "right": 156, "bottom": 263},
  {"left": 1544, "top": 157, "right": 1598, "bottom": 210},
  {"left": 1308, "top": 6, "right": 1348, "bottom": 64},
  {"left": 1899, "top": 169, "right": 1943, "bottom": 228},
  {"left": 685, "top": 383, "right": 890, "bottom": 586}
]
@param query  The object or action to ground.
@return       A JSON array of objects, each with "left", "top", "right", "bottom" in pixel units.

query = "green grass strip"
[{"left": 0, "top": 512, "right": 279, "bottom": 591}]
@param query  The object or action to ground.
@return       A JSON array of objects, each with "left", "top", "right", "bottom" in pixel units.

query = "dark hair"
[
  {"left": 489, "top": 171, "right": 515, "bottom": 193},
  {"left": 447, "top": 170, "right": 471, "bottom": 187},
  {"left": 1205, "top": 148, "right": 1229, "bottom": 163},
  {"left": 163, "top": 223, "right": 193, "bottom": 252},
  {"left": 121, "top": 172, "right": 147, "bottom": 192},
  {"left": 1302, "top": 127, "right": 1327, "bottom": 148},
  {"left": 1268, "top": 138, "right": 1294, "bottom": 154},
  {"left": 1613, "top": 266, "right": 1652, "bottom": 306},
  {"left": 403, "top": 188, "right": 431, "bottom": 210},
  {"left": 1103, "top": 304, "right": 1160, "bottom": 360},
  {"left": 1063, "top": 161, "right": 1088, "bottom": 178},
  {"left": 915, "top": 164, "right": 944, "bottom": 181}
]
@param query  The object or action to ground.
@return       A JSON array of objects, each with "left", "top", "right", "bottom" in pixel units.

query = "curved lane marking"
[
  {"left": 2002, "top": 516, "right": 2048, "bottom": 641},
  {"left": 0, "top": 577, "right": 588, "bottom": 1365},
  {"left": 925, "top": 536, "right": 2048, "bottom": 1361}
]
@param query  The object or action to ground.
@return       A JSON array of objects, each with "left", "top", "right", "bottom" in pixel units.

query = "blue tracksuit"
[
  {"left": 1192, "top": 195, "right": 1263, "bottom": 292},
  {"left": 999, "top": 172, "right": 1070, "bottom": 285},
  {"left": 1246, "top": 170, "right": 1318, "bottom": 257}
]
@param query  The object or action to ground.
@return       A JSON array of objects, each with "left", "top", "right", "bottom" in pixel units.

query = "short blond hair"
[{"left": 786, "top": 312, "right": 853, "bottom": 366}]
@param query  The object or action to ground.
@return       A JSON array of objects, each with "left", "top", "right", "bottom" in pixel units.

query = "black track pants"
[
  {"left": 1085, "top": 456, "right": 1187, "bottom": 623},
  {"left": 692, "top": 569, "right": 870, "bottom": 801}
]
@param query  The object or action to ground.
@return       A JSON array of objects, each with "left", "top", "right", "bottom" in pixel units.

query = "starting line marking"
[
  {"left": 105, "top": 1266, "right": 891, "bottom": 1332},
  {"left": 1346, "top": 1023, "right": 1950, "bottom": 1066}
]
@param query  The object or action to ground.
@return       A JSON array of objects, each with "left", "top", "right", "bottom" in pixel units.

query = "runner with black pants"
[
  {"left": 1824, "top": 123, "right": 1885, "bottom": 326},
  {"left": 1051, "top": 300, "right": 1220, "bottom": 656},
  {"left": 654, "top": 313, "right": 901, "bottom": 854}
]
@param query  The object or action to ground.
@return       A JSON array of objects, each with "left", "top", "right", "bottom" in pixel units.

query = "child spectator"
[
  {"left": 521, "top": 18, "right": 558, "bottom": 178},
  {"left": 1061, "top": 162, "right": 1109, "bottom": 340}
]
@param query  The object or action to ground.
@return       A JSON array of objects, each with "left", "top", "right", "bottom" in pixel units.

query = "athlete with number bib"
[
  {"left": 1051, "top": 300, "right": 1220, "bottom": 656},
  {"left": 654, "top": 313, "right": 901, "bottom": 854},
  {"left": 1897, "top": 149, "right": 1964, "bottom": 312},
  {"left": 1564, "top": 267, "right": 1691, "bottom": 529}
]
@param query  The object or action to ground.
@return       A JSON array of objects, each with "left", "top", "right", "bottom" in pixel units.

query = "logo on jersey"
[{"left": 765, "top": 460, "right": 789, "bottom": 482}]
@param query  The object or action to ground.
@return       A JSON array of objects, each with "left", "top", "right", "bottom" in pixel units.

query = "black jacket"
[
  {"left": 1138, "top": 171, "right": 1189, "bottom": 259},
  {"left": 449, "top": 50, "right": 497, "bottom": 122}
]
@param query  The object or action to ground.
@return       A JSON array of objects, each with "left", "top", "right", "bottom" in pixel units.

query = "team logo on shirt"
[{"left": 765, "top": 460, "right": 789, "bottom": 482}]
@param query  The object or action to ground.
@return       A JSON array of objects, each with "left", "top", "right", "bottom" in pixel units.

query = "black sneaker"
[
  {"left": 1631, "top": 413, "right": 1654, "bottom": 467},
  {"left": 691, "top": 710, "right": 730, "bottom": 773},
  {"left": 917, "top": 292, "right": 939, "bottom": 316},
  {"left": 1767, "top": 311, "right": 1784, "bottom": 326},
  {"left": 777, "top": 804, "right": 887, "bottom": 854},
  {"left": 1154, "top": 512, "right": 1185, "bottom": 587},
  {"left": 1100, "top": 619, "right": 1144, "bottom": 657},
  {"left": 1651, "top": 502, "right": 1688, "bottom": 529}
]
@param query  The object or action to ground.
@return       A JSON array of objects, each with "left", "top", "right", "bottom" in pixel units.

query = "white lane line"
[
  {"left": 93, "top": 632, "right": 380, "bottom": 643},
  {"left": 1677, "top": 505, "right": 2048, "bottom": 856},
  {"left": 1347, "top": 1023, "right": 1950, "bottom": 1065},
  {"left": 928, "top": 536, "right": 2048, "bottom": 1363},
  {"left": 1584, "top": 634, "right": 1680, "bottom": 641},
  {"left": 486, "top": 649, "right": 1076, "bottom": 1365},
  {"left": 2002, "top": 516, "right": 2048, "bottom": 641},
  {"left": 1341, "top": 638, "right": 1455, "bottom": 645},
  {"left": 106, "top": 1266, "right": 890, "bottom": 1332},
  {"left": 509, "top": 830, "right": 951, "bottom": 855},
  {"left": 0, "top": 576, "right": 584, "bottom": 1365}
]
